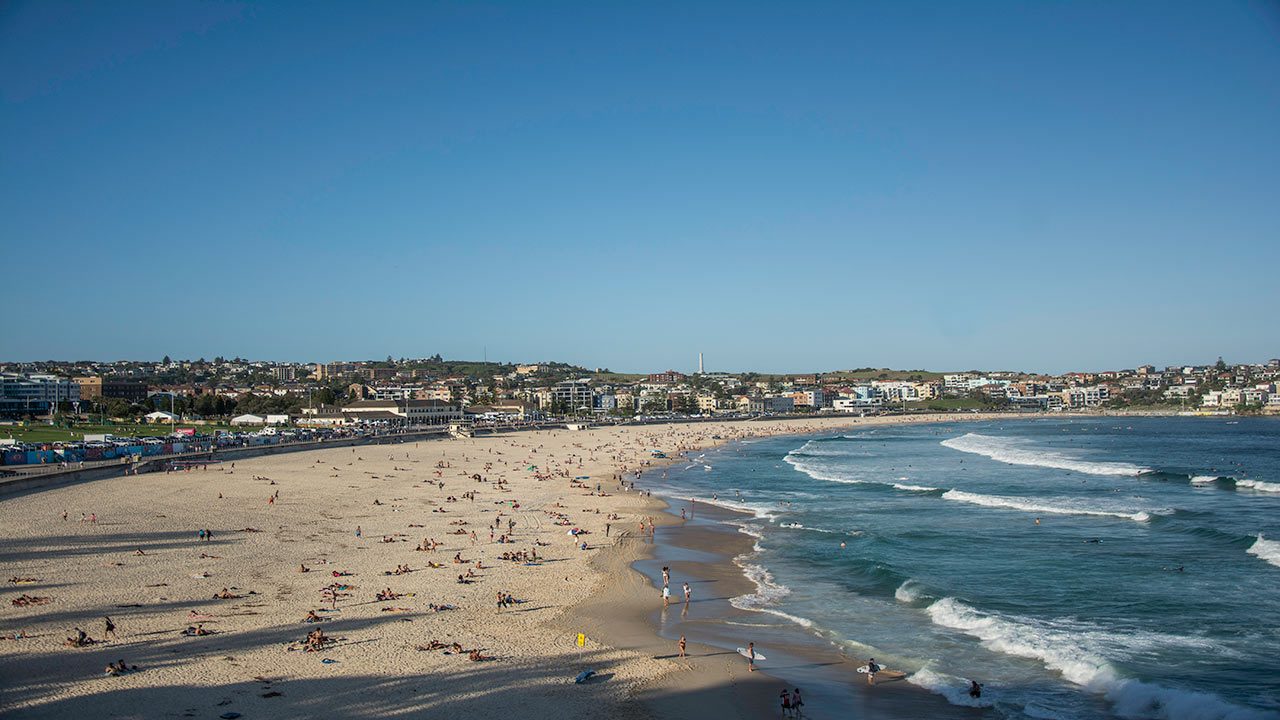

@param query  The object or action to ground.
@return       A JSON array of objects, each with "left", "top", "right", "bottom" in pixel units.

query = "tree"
[{"left": 163, "top": 355, "right": 172, "bottom": 365}]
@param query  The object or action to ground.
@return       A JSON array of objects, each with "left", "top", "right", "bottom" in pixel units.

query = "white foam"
[
  {"left": 941, "top": 489, "right": 1156, "bottom": 523},
  {"left": 1235, "top": 479, "right": 1280, "bottom": 494},
  {"left": 941, "top": 433, "right": 1149, "bottom": 476},
  {"left": 787, "top": 452, "right": 939, "bottom": 494},
  {"left": 907, "top": 667, "right": 992, "bottom": 708},
  {"left": 894, "top": 580, "right": 924, "bottom": 604},
  {"left": 1247, "top": 534, "right": 1280, "bottom": 569},
  {"left": 1189, "top": 475, "right": 1219, "bottom": 485},
  {"left": 926, "top": 598, "right": 1273, "bottom": 720},
  {"left": 893, "top": 482, "right": 940, "bottom": 492},
  {"left": 695, "top": 495, "right": 778, "bottom": 521},
  {"left": 731, "top": 561, "right": 791, "bottom": 608},
  {"left": 780, "top": 522, "right": 837, "bottom": 534}
]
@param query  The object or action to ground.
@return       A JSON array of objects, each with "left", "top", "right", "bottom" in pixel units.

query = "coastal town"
[{"left": 3, "top": 356, "right": 1279, "bottom": 433}]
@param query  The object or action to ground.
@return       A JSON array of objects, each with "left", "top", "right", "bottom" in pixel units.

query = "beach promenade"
[{"left": 0, "top": 414, "right": 1003, "bottom": 719}]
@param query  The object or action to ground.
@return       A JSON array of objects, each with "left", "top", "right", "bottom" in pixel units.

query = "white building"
[{"left": 833, "top": 397, "right": 882, "bottom": 412}]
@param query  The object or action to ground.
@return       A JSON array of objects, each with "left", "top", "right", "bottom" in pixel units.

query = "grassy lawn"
[
  {"left": 909, "top": 398, "right": 988, "bottom": 411},
  {"left": 0, "top": 422, "right": 247, "bottom": 443}
]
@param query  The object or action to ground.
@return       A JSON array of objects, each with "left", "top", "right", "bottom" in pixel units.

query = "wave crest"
[
  {"left": 941, "top": 489, "right": 1157, "bottom": 523},
  {"left": 941, "top": 433, "right": 1149, "bottom": 476},
  {"left": 1247, "top": 534, "right": 1280, "bottom": 569}
]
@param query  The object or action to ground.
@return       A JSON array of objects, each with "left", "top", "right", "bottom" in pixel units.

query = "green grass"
[
  {"left": 0, "top": 422, "right": 246, "bottom": 443},
  {"left": 911, "top": 398, "right": 987, "bottom": 411}
]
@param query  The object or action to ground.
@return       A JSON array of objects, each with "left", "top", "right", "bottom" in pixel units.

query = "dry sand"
[{"left": 0, "top": 414, "right": 1005, "bottom": 719}]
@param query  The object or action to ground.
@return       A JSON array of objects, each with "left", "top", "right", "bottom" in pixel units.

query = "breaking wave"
[
  {"left": 941, "top": 433, "right": 1149, "bottom": 476},
  {"left": 1247, "top": 534, "right": 1280, "bottom": 569},
  {"left": 907, "top": 666, "right": 993, "bottom": 708},
  {"left": 941, "top": 489, "right": 1159, "bottom": 523},
  {"left": 926, "top": 598, "right": 1271, "bottom": 720}
]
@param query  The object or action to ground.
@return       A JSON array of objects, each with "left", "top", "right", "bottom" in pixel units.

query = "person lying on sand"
[
  {"left": 181, "top": 624, "right": 212, "bottom": 636},
  {"left": 213, "top": 588, "right": 243, "bottom": 599},
  {"left": 188, "top": 610, "right": 215, "bottom": 620},
  {"left": 417, "top": 639, "right": 447, "bottom": 651},
  {"left": 468, "top": 648, "right": 495, "bottom": 661},
  {"left": 103, "top": 659, "right": 139, "bottom": 676},
  {"left": 304, "top": 610, "right": 323, "bottom": 623},
  {"left": 427, "top": 603, "right": 456, "bottom": 612},
  {"left": 7, "top": 577, "right": 40, "bottom": 584},
  {"left": 12, "top": 594, "right": 52, "bottom": 607}
]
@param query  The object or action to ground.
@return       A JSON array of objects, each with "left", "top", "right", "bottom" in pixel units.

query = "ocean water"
[{"left": 654, "top": 417, "right": 1280, "bottom": 720}]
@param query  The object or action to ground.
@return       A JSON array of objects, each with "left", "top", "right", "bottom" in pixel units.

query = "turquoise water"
[{"left": 654, "top": 417, "right": 1280, "bottom": 720}]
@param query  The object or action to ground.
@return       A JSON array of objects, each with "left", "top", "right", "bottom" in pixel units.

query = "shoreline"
[
  {"left": 0, "top": 413, "right": 1018, "bottom": 719},
  {"left": 585, "top": 422, "right": 994, "bottom": 720}
]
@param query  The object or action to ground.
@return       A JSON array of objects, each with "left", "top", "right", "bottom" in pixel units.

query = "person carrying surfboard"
[
  {"left": 748, "top": 642, "right": 757, "bottom": 672},
  {"left": 865, "top": 657, "right": 880, "bottom": 685}
]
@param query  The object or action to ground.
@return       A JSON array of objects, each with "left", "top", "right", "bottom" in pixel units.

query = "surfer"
[
  {"left": 865, "top": 657, "right": 880, "bottom": 685},
  {"left": 969, "top": 680, "right": 982, "bottom": 699},
  {"left": 747, "top": 642, "right": 757, "bottom": 672}
]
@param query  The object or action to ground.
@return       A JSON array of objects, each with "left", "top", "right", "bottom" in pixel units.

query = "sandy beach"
[{"left": 1, "top": 414, "right": 1006, "bottom": 719}]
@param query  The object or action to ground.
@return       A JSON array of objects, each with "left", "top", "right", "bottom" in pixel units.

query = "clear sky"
[{"left": 3, "top": 1, "right": 1278, "bottom": 374}]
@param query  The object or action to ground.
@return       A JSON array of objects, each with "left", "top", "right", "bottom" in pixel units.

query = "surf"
[
  {"left": 1247, "top": 534, "right": 1280, "bottom": 569},
  {"left": 940, "top": 489, "right": 1158, "bottom": 523},
  {"left": 926, "top": 598, "right": 1270, "bottom": 720},
  {"left": 941, "top": 433, "right": 1149, "bottom": 476}
]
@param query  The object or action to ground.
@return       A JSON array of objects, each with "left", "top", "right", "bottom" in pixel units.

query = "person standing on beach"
[
  {"left": 682, "top": 582, "right": 691, "bottom": 605},
  {"left": 662, "top": 584, "right": 671, "bottom": 608},
  {"left": 678, "top": 635, "right": 686, "bottom": 658},
  {"left": 662, "top": 566, "right": 670, "bottom": 588},
  {"left": 103, "top": 617, "right": 116, "bottom": 639},
  {"left": 747, "top": 642, "right": 757, "bottom": 672}
]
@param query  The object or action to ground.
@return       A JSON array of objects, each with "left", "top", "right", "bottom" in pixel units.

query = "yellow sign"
[{"left": 576, "top": 633, "right": 586, "bottom": 647}]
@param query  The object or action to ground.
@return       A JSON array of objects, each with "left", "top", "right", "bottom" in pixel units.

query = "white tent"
[
  {"left": 230, "top": 413, "right": 266, "bottom": 426},
  {"left": 145, "top": 410, "right": 178, "bottom": 423}
]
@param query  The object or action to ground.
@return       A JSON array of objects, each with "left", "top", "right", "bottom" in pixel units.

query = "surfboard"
[
  {"left": 857, "top": 665, "right": 906, "bottom": 679},
  {"left": 737, "top": 647, "right": 766, "bottom": 661}
]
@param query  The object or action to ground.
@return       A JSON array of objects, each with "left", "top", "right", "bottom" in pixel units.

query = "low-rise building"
[
  {"left": 1, "top": 373, "right": 81, "bottom": 415},
  {"left": 341, "top": 399, "right": 461, "bottom": 425},
  {"left": 75, "top": 376, "right": 148, "bottom": 402}
]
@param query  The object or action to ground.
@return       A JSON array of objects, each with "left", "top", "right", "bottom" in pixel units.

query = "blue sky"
[{"left": 2, "top": 1, "right": 1278, "bottom": 373}]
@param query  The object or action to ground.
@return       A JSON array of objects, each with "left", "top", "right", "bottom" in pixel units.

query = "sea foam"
[
  {"left": 926, "top": 598, "right": 1274, "bottom": 720},
  {"left": 1247, "top": 534, "right": 1280, "bottom": 569},
  {"left": 894, "top": 579, "right": 925, "bottom": 604},
  {"left": 941, "top": 433, "right": 1149, "bottom": 476},
  {"left": 941, "top": 489, "right": 1156, "bottom": 523},
  {"left": 728, "top": 558, "right": 815, "bottom": 629},
  {"left": 1235, "top": 479, "right": 1280, "bottom": 494},
  {"left": 907, "top": 667, "right": 993, "bottom": 708}
]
